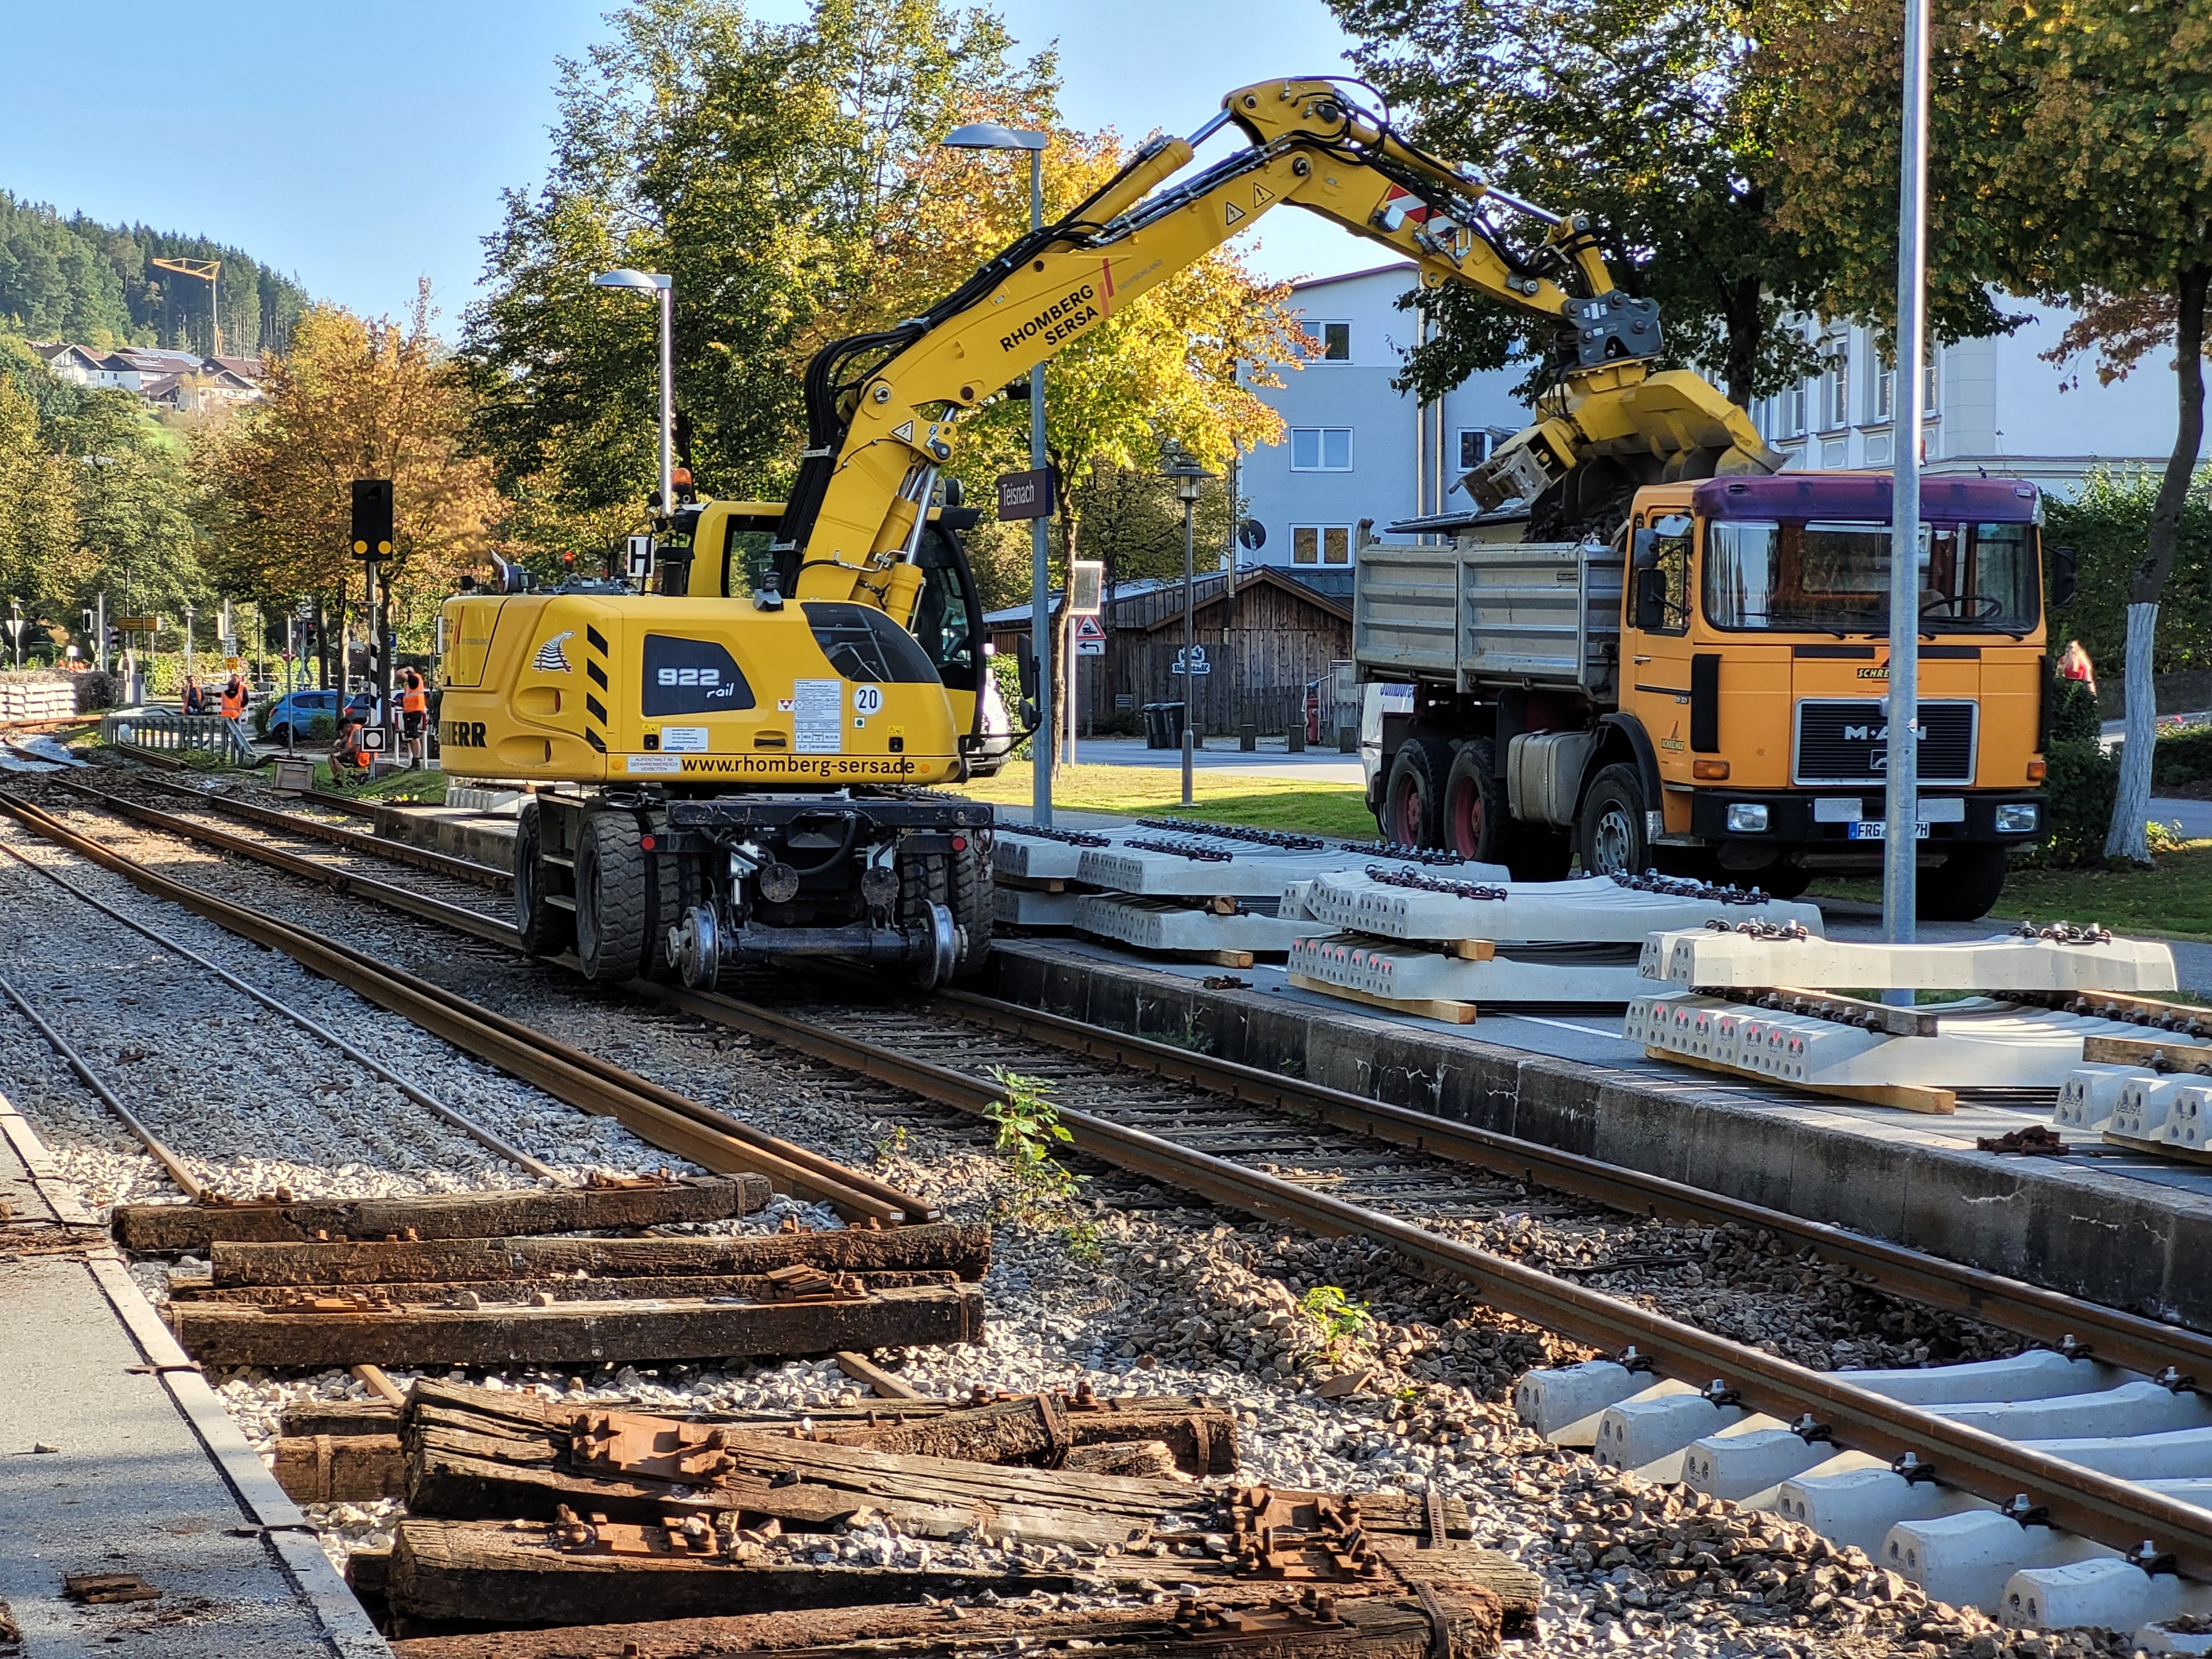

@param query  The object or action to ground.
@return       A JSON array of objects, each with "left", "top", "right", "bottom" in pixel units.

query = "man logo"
[
  {"left": 532, "top": 631, "right": 574, "bottom": 673},
  {"left": 1843, "top": 724, "right": 1887, "bottom": 742}
]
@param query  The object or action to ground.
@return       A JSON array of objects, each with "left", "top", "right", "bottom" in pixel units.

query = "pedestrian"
[
  {"left": 2059, "top": 639, "right": 2097, "bottom": 698},
  {"left": 180, "top": 673, "right": 203, "bottom": 715},
  {"left": 399, "top": 667, "right": 430, "bottom": 769}
]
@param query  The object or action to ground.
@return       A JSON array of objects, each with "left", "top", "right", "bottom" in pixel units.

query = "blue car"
[{"left": 264, "top": 689, "right": 371, "bottom": 745}]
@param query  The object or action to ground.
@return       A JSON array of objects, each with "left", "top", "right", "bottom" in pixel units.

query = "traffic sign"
[
  {"left": 117, "top": 616, "right": 162, "bottom": 634},
  {"left": 1069, "top": 558, "right": 1104, "bottom": 616},
  {"left": 1238, "top": 519, "right": 1267, "bottom": 550},
  {"left": 1073, "top": 614, "right": 1105, "bottom": 657},
  {"left": 1172, "top": 644, "right": 1211, "bottom": 675},
  {"left": 625, "top": 533, "right": 656, "bottom": 580}
]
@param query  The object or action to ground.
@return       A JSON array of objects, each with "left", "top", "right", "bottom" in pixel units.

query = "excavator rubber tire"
[
  {"left": 1382, "top": 736, "right": 1453, "bottom": 849},
  {"left": 575, "top": 808, "right": 651, "bottom": 983},
  {"left": 900, "top": 839, "right": 993, "bottom": 980},
  {"left": 512, "top": 800, "right": 573, "bottom": 957}
]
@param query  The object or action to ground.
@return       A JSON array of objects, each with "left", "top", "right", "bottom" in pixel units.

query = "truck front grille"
[{"left": 1792, "top": 699, "right": 1976, "bottom": 786}]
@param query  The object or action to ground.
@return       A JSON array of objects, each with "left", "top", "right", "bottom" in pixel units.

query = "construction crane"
[
  {"left": 149, "top": 257, "right": 221, "bottom": 357},
  {"left": 437, "top": 75, "right": 1782, "bottom": 994}
]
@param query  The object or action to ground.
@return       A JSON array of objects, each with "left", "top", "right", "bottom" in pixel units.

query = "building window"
[
  {"left": 1301, "top": 321, "right": 1351, "bottom": 362},
  {"left": 1457, "top": 430, "right": 1492, "bottom": 469},
  {"left": 1822, "top": 335, "right": 1850, "bottom": 431},
  {"left": 1290, "top": 427, "right": 1353, "bottom": 471},
  {"left": 1923, "top": 343, "right": 1939, "bottom": 416},
  {"left": 1871, "top": 354, "right": 1895, "bottom": 424},
  {"left": 1786, "top": 380, "right": 1809, "bottom": 437},
  {"left": 1293, "top": 526, "right": 1353, "bottom": 565}
]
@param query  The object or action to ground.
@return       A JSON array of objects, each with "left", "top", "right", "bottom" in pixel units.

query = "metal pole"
[
  {"left": 1028, "top": 144, "right": 1053, "bottom": 828},
  {"left": 1182, "top": 493, "right": 1197, "bottom": 806},
  {"left": 1882, "top": 0, "right": 1930, "bottom": 957},
  {"left": 96, "top": 591, "right": 106, "bottom": 674},
  {"left": 657, "top": 280, "right": 675, "bottom": 514},
  {"left": 1065, "top": 608, "right": 1078, "bottom": 767}
]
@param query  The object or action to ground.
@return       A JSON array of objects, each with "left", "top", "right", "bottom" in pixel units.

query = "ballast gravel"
[{"left": 0, "top": 766, "right": 2146, "bottom": 1659}]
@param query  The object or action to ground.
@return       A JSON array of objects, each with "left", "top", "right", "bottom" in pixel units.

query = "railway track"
[{"left": 16, "top": 768, "right": 2212, "bottom": 1605}]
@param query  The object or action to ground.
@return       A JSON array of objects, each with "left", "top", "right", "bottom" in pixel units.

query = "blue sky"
[{"left": 1, "top": 0, "right": 1372, "bottom": 327}]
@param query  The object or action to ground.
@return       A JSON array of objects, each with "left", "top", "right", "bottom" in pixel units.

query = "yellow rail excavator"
[{"left": 438, "top": 76, "right": 1781, "bottom": 991}]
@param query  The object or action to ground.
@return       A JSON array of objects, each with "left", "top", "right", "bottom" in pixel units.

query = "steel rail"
[
  {"left": 935, "top": 989, "right": 2212, "bottom": 1385},
  {"left": 633, "top": 984, "right": 2212, "bottom": 1581},
  {"left": 107, "top": 771, "right": 509, "bottom": 889},
  {"left": 49, "top": 777, "right": 516, "bottom": 946},
  {"left": 0, "top": 791, "right": 927, "bottom": 1224},
  {"left": 0, "top": 965, "right": 205, "bottom": 1199}
]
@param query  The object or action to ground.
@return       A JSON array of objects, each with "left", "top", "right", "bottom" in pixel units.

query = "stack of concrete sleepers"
[
  {"left": 1629, "top": 925, "right": 2186, "bottom": 1107},
  {"left": 1286, "top": 869, "right": 1825, "bottom": 1018}
]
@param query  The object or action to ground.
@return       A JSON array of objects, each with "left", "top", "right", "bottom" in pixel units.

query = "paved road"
[{"left": 1066, "top": 735, "right": 1364, "bottom": 785}]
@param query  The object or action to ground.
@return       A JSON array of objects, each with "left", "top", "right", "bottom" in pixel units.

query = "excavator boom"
[{"left": 775, "top": 77, "right": 1779, "bottom": 615}]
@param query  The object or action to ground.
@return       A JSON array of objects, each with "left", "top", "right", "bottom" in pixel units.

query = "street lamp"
[
  {"left": 1161, "top": 445, "right": 1216, "bottom": 808},
  {"left": 944, "top": 121, "right": 1053, "bottom": 825},
  {"left": 591, "top": 268, "right": 675, "bottom": 519}
]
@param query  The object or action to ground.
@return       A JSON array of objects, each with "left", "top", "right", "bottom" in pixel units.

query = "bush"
[
  {"left": 2154, "top": 724, "right": 2212, "bottom": 792},
  {"left": 2024, "top": 678, "right": 2117, "bottom": 867},
  {"left": 306, "top": 713, "right": 336, "bottom": 742}
]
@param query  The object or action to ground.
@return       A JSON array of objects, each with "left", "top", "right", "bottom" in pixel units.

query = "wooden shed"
[{"left": 988, "top": 566, "right": 1352, "bottom": 738}]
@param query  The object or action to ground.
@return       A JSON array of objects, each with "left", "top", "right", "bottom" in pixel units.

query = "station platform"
[
  {"left": 0, "top": 1093, "right": 385, "bottom": 1658},
  {"left": 986, "top": 940, "right": 2212, "bottom": 1337}
]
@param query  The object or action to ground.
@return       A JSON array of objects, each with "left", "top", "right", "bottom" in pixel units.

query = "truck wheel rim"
[
  {"left": 1592, "top": 805, "right": 1636, "bottom": 874},
  {"left": 1390, "top": 780, "right": 1421, "bottom": 845}
]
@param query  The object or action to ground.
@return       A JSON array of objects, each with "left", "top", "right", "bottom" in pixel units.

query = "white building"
[
  {"left": 1234, "top": 277, "right": 2177, "bottom": 549},
  {"left": 1234, "top": 263, "right": 1528, "bottom": 568}
]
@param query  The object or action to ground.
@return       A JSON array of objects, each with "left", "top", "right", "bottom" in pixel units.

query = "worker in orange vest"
[
  {"left": 218, "top": 673, "right": 252, "bottom": 752},
  {"left": 398, "top": 667, "right": 430, "bottom": 770},
  {"left": 332, "top": 704, "right": 372, "bottom": 781}
]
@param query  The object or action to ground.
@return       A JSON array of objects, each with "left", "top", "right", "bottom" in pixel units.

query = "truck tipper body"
[{"left": 1353, "top": 473, "right": 2055, "bottom": 920}]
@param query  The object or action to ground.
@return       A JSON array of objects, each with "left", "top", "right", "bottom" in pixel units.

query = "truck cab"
[{"left": 1357, "top": 473, "right": 2053, "bottom": 920}]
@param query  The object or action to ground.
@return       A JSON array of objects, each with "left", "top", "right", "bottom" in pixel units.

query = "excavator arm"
[{"left": 774, "top": 77, "right": 1780, "bottom": 616}]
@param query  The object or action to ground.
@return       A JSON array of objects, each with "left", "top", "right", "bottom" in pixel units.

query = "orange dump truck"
[{"left": 1356, "top": 473, "right": 2062, "bottom": 921}]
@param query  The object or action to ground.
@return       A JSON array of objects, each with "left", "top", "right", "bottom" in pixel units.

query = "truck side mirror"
[
  {"left": 1634, "top": 567, "right": 1671, "bottom": 630},
  {"left": 1016, "top": 640, "right": 1037, "bottom": 701},
  {"left": 2051, "top": 545, "right": 2078, "bottom": 609},
  {"left": 1632, "top": 528, "right": 1660, "bottom": 569}
]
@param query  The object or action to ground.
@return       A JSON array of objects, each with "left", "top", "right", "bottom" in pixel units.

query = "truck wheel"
[
  {"left": 1508, "top": 830, "right": 1574, "bottom": 883},
  {"left": 575, "top": 809, "right": 651, "bottom": 983},
  {"left": 1917, "top": 844, "right": 2008, "bottom": 922},
  {"left": 1442, "top": 741, "right": 1508, "bottom": 862},
  {"left": 1383, "top": 737, "right": 1452, "bottom": 848},
  {"left": 901, "top": 838, "right": 994, "bottom": 980},
  {"left": 1576, "top": 764, "right": 1650, "bottom": 879},
  {"left": 512, "top": 801, "right": 572, "bottom": 955}
]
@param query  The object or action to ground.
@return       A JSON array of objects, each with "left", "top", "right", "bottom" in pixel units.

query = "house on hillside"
[
  {"left": 139, "top": 366, "right": 260, "bottom": 412},
  {"left": 985, "top": 566, "right": 1353, "bottom": 737},
  {"left": 26, "top": 342, "right": 261, "bottom": 407},
  {"left": 29, "top": 342, "right": 109, "bottom": 386}
]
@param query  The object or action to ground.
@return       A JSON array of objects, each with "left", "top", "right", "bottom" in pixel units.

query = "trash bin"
[{"left": 1141, "top": 702, "right": 1167, "bottom": 749}]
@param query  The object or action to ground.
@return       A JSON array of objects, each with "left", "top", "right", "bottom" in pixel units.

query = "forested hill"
[{"left": 0, "top": 191, "right": 309, "bottom": 357}]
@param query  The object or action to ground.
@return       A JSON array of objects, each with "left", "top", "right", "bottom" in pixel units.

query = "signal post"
[{"left": 351, "top": 479, "right": 396, "bottom": 764}]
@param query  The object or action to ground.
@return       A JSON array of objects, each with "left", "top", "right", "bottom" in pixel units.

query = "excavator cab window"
[
  {"left": 721, "top": 525, "right": 777, "bottom": 598},
  {"left": 803, "top": 603, "right": 942, "bottom": 684},
  {"left": 911, "top": 523, "right": 979, "bottom": 693}
]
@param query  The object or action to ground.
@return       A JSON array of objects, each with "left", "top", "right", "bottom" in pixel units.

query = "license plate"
[{"left": 1848, "top": 820, "right": 1932, "bottom": 840}]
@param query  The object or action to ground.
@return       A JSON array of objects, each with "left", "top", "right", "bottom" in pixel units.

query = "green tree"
[
  {"left": 1328, "top": 0, "right": 2011, "bottom": 410},
  {"left": 1770, "top": 0, "right": 2212, "bottom": 863},
  {"left": 463, "top": 0, "right": 1055, "bottom": 518}
]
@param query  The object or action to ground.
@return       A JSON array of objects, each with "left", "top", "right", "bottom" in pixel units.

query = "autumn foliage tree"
[
  {"left": 1770, "top": 0, "right": 2212, "bottom": 862},
  {"left": 198, "top": 290, "right": 507, "bottom": 648}
]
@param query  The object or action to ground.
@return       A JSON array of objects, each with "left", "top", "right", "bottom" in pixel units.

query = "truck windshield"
[{"left": 1703, "top": 519, "right": 2039, "bottom": 634}]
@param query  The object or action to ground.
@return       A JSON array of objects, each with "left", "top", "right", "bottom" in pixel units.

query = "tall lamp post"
[
  {"left": 1162, "top": 446, "right": 1216, "bottom": 808},
  {"left": 1882, "top": 0, "right": 1932, "bottom": 980},
  {"left": 591, "top": 268, "right": 676, "bottom": 517},
  {"left": 944, "top": 121, "right": 1052, "bottom": 825}
]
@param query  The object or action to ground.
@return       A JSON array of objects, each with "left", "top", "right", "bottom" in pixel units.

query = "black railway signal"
[{"left": 351, "top": 479, "right": 394, "bottom": 557}]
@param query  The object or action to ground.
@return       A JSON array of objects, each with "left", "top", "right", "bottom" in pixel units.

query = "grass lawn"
[
  {"left": 950, "top": 761, "right": 1377, "bottom": 839},
  {"left": 1810, "top": 842, "right": 2212, "bottom": 941},
  {"left": 311, "top": 761, "right": 451, "bottom": 804}
]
